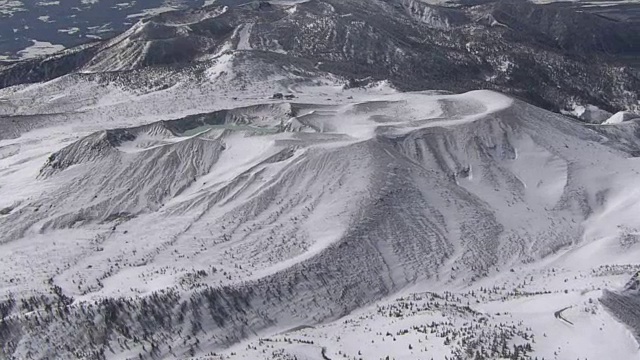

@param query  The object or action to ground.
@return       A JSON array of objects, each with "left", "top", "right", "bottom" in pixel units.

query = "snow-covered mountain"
[
  {"left": 1, "top": 1, "right": 640, "bottom": 359},
  {"left": 2, "top": 0, "right": 637, "bottom": 60},
  {"left": 1, "top": 0, "right": 639, "bottom": 118}
]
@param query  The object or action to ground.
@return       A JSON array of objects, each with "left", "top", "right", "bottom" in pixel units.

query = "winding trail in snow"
[{"left": 554, "top": 306, "right": 574, "bottom": 325}]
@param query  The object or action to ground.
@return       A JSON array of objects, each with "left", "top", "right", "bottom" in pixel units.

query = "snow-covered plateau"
[{"left": 1, "top": 0, "right": 640, "bottom": 359}]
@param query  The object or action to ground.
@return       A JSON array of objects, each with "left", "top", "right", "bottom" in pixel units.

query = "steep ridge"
[{"left": 3, "top": 88, "right": 640, "bottom": 358}]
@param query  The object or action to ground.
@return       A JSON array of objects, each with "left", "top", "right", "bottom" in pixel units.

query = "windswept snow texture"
[
  {"left": 1, "top": 66, "right": 640, "bottom": 359},
  {"left": 0, "top": 1, "right": 639, "bottom": 358}
]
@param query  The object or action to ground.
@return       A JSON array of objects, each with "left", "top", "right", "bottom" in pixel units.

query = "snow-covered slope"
[
  {"left": 2, "top": 63, "right": 640, "bottom": 358},
  {"left": 1, "top": 1, "right": 640, "bottom": 359},
  {"left": 603, "top": 111, "right": 640, "bottom": 125}
]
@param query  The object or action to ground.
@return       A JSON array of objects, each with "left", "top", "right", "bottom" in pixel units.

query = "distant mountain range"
[
  {"left": 2, "top": 0, "right": 639, "bottom": 60},
  {"left": 1, "top": 0, "right": 639, "bottom": 121}
]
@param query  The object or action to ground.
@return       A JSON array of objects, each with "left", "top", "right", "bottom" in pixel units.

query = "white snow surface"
[
  {"left": 0, "top": 56, "right": 640, "bottom": 359},
  {"left": 603, "top": 110, "right": 640, "bottom": 124},
  {"left": 16, "top": 40, "right": 65, "bottom": 59}
]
